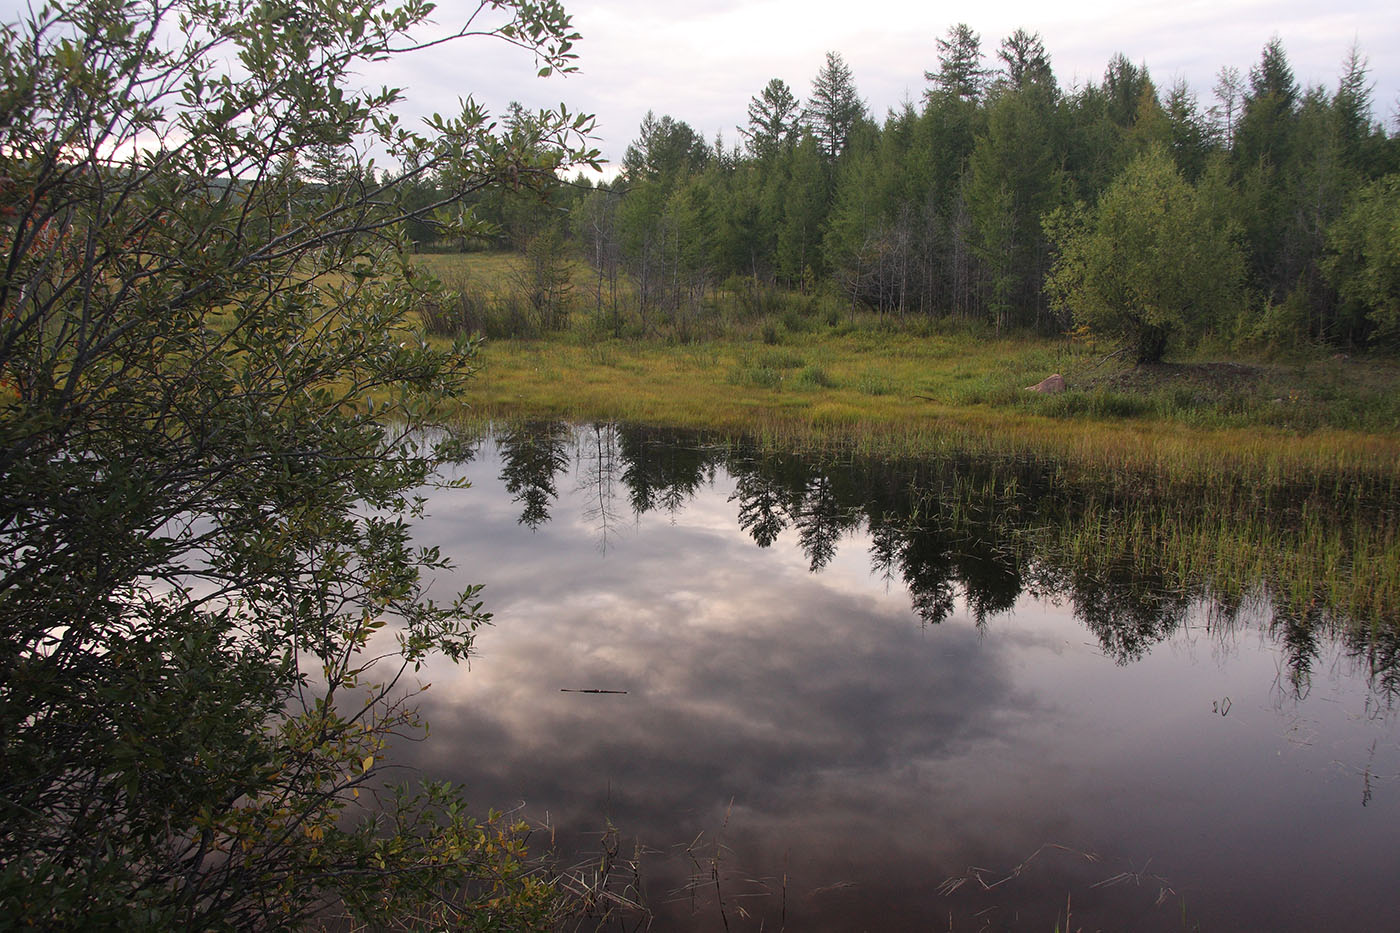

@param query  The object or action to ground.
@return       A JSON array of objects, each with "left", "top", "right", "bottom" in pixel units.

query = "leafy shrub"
[
  {"left": 0, "top": 0, "right": 589, "bottom": 926},
  {"left": 421, "top": 283, "right": 539, "bottom": 340},
  {"left": 796, "top": 364, "right": 837, "bottom": 388},
  {"left": 728, "top": 364, "right": 783, "bottom": 389},
  {"left": 856, "top": 372, "right": 895, "bottom": 396}
]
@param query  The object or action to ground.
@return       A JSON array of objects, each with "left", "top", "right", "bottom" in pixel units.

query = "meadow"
[{"left": 413, "top": 251, "right": 1400, "bottom": 480}]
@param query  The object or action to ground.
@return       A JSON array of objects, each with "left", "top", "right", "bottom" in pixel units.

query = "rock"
[{"left": 1025, "top": 373, "right": 1066, "bottom": 394}]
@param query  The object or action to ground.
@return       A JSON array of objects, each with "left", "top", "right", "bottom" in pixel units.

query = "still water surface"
[{"left": 391, "top": 423, "right": 1399, "bottom": 930}]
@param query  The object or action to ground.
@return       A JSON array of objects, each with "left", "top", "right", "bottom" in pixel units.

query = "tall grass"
[{"left": 415, "top": 252, "right": 1400, "bottom": 480}]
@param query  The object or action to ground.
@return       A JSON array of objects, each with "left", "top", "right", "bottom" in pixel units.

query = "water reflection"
[
  {"left": 395, "top": 422, "right": 1400, "bottom": 931},
  {"left": 488, "top": 422, "right": 1398, "bottom": 681},
  {"left": 497, "top": 421, "right": 571, "bottom": 530}
]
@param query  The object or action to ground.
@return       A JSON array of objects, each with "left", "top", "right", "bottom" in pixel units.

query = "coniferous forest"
[{"left": 402, "top": 28, "right": 1400, "bottom": 361}]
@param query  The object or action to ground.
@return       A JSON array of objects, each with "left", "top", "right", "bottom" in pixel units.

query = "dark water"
[{"left": 389, "top": 423, "right": 1400, "bottom": 931}]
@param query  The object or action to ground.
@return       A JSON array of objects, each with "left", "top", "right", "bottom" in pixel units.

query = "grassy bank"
[
  {"left": 416, "top": 251, "right": 1400, "bottom": 477},
  {"left": 464, "top": 333, "right": 1400, "bottom": 477}
]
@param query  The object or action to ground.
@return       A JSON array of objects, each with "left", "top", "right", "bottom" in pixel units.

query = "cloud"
[{"left": 353, "top": 429, "right": 1400, "bottom": 928}]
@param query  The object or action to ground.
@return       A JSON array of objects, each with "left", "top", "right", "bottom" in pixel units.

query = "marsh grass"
[
  {"left": 726, "top": 362, "right": 783, "bottom": 390},
  {"left": 795, "top": 363, "right": 837, "bottom": 388},
  {"left": 837, "top": 435, "right": 1400, "bottom": 635},
  {"left": 855, "top": 371, "right": 895, "bottom": 395},
  {"left": 446, "top": 417, "right": 1399, "bottom": 642},
  {"left": 460, "top": 336, "right": 1400, "bottom": 483},
  {"left": 1027, "top": 475, "right": 1400, "bottom": 634},
  {"left": 416, "top": 252, "right": 1400, "bottom": 480}
]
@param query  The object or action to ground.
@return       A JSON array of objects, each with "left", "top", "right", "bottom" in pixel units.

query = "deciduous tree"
[
  {"left": 1325, "top": 174, "right": 1400, "bottom": 345},
  {"left": 1046, "top": 147, "right": 1244, "bottom": 362},
  {"left": 0, "top": 0, "right": 595, "bottom": 926}
]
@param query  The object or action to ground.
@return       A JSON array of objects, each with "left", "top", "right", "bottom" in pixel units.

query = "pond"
[{"left": 389, "top": 422, "right": 1400, "bottom": 930}]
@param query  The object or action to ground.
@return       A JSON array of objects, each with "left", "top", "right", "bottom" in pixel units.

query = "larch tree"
[
  {"left": 622, "top": 111, "right": 710, "bottom": 182},
  {"left": 805, "top": 51, "right": 866, "bottom": 161},
  {"left": 925, "top": 23, "right": 989, "bottom": 104},
  {"left": 742, "top": 78, "right": 802, "bottom": 161},
  {"left": 996, "top": 29, "right": 1055, "bottom": 94}
]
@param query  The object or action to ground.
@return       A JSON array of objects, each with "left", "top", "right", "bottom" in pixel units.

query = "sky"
[
  {"left": 1, "top": 0, "right": 1395, "bottom": 174},
  {"left": 407, "top": 0, "right": 1400, "bottom": 175}
]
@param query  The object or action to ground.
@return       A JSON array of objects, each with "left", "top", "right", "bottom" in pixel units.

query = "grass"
[
  {"left": 411, "top": 250, "right": 545, "bottom": 293},
  {"left": 458, "top": 331, "right": 1400, "bottom": 479},
  {"left": 415, "top": 251, "right": 1400, "bottom": 480}
]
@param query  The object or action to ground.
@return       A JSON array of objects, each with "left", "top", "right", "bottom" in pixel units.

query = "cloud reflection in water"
[{"left": 384, "top": 425, "right": 1400, "bottom": 931}]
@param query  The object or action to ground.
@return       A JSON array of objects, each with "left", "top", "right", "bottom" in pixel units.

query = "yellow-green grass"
[
  {"left": 412, "top": 250, "right": 520, "bottom": 291},
  {"left": 405, "top": 251, "right": 1400, "bottom": 478},
  {"left": 412, "top": 250, "right": 596, "bottom": 295},
  {"left": 452, "top": 330, "right": 1400, "bottom": 481}
]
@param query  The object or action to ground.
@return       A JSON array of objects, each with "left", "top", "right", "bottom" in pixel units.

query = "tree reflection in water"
[
  {"left": 484, "top": 421, "right": 1400, "bottom": 696},
  {"left": 397, "top": 421, "right": 1400, "bottom": 930}
]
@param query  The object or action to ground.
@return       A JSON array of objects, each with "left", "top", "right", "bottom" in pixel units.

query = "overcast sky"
[
  {"left": 412, "top": 0, "right": 1400, "bottom": 173},
  {"left": 3, "top": 0, "right": 1395, "bottom": 173}
]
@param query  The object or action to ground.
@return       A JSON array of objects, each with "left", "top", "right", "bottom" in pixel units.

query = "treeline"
[{"left": 410, "top": 28, "right": 1400, "bottom": 354}]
